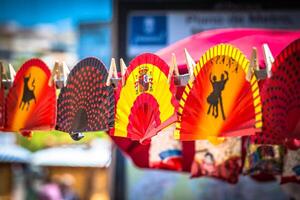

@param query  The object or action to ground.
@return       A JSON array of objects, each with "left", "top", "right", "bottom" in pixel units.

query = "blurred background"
[{"left": 1, "top": 0, "right": 300, "bottom": 200}]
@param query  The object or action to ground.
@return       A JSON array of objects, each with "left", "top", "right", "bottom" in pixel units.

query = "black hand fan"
[{"left": 56, "top": 57, "right": 114, "bottom": 139}]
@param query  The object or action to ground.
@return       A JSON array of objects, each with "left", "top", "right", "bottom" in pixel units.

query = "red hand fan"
[
  {"left": 112, "top": 53, "right": 178, "bottom": 144},
  {"left": 252, "top": 39, "right": 300, "bottom": 145},
  {"left": 175, "top": 44, "right": 262, "bottom": 141},
  {"left": 56, "top": 57, "right": 114, "bottom": 140},
  {"left": 5, "top": 59, "right": 56, "bottom": 136}
]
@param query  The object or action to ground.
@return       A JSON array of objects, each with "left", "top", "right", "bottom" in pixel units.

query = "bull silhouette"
[{"left": 19, "top": 73, "right": 36, "bottom": 111}]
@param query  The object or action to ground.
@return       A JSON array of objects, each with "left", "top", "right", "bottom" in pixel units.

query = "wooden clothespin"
[
  {"left": 168, "top": 53, "right": 179, "bottom": 83},
  {"left": 184, "top": 48, "right": 196, "bottom": 82},
  {"left": 48, "top": 61, "right": 62, "bottom": 87},
  {"left": 62, "top": 61, "right": 70, "bottom": 85},
  {"left": 0, "top": 62, "right": 9, "bottom": 89},
  {"left": 262, "top": 43, "right": 274, "bottom": 78},
  {"left": 246, "top": 47, "right": 258, "bottom": 81},
  {"left": 8, "top": 64, "right": 16, "bottom": 82},
  {"left": 106, "top": 58, "right": 118, "bottom": 86},
  {"left": 120, "top": 58, "right": 127, "bottom": 86},
  {"left": 0, "top": 62, "right": 4, "bottom": 89}
]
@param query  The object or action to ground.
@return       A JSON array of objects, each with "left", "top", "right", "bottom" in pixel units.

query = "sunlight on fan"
[{"left": 175, "top": 44, "right": 262, "bottom": 141}]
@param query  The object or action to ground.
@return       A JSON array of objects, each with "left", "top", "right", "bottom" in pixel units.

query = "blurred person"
[
  {"left": 59, "top": 174, "right": 79, "bottom": 200},
  {"left": 38, "top": 175, "right": 62, "bottom": 200}
]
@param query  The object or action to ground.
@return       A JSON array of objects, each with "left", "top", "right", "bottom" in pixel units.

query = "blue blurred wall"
[{"left": 0, "top": 0, "right": 112, "bottom": 26}]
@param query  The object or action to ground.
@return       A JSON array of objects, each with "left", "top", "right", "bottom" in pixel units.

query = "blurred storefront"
[
  {"left": 31, "top": 139, "right": 111, "bottom": 200},
  {"left": 0, "top": 134, "right": 31, "bottom": 200}
]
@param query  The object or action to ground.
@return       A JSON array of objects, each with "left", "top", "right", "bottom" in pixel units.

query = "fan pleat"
[
  {"left": 252, "top": 39, "right": 300, "bottom": 144},
  {"left": 112, "top": 53, "right": 178, "bottom": 143},
  {"left": 176, "top": 44, "right": 262, "bottom": 140},
  {"left": 56, "top": 57, "right": 114, "bottom": 135},
  {"left": 5, "top": 59, "right": 56, "bottom": 134}
]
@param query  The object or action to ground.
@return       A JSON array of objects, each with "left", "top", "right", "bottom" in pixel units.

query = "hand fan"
[
  {"left": 175, "top": 44, "right": 262, "bottom": 140},
  {"left": 252, "top": 39, "right": 300, "bottom": 145},
  {"left": 191, "top": 137, "right": 242, "bottom": 183},
  {"left": 5, "top": 59, "right": 56, "bottom": 136},
  {"left": 281, "top": 148, "right": 300, "bottom": 184},
  {"left": 56, "top": 57, "right": 114, "bottom": 139},
  {"left": 149, "top": 123, "right": 182, "bottom": 170},
  {"left": 243, "top": 143, "right": 284, "bottom": 175},
  {"left": 112, "top": 53, "right": 178, "bottom": 144}
]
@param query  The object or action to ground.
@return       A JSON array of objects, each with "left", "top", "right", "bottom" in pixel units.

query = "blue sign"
[{"left": 129, "top": 15, "right": 167, "bottom": 46}]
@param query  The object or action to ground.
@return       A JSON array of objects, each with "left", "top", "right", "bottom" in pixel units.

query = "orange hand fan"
[
  {"left": 5, "top": 59, "right": 56, "bottom": 136},
  {"left": 252, "top": 39, "right": 300, "bottom": 145},
  {"left": 112, "top": 53, "right": 178, "bottom": 144},
  {"left": 175, "top": 44, "right": 262, "bottom": 140},
  {"left": 56, "top": 57, "right": 114, "bottom": 140}
]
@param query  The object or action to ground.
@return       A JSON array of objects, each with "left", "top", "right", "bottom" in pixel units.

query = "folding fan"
[
  {"left": 243, "top": 143, "right": 284, "bottom": 175},
  {"left": 112, "top": 53, "right": 178, "bottom": 144},
  {"left": 149, "top": 123, "right": 182, "bottom": 170},
  {"left": 5, "top": 59, "right": 56, "bottom": 136},
  {"left": 175, "top": 44, "right": 262, "bottom": 141},
  {"left": 252, "top": 39, "right": 300, "bottom": 145},
  {"left": 191, "top": 137, "right": 242, "bottom": 183},
  {"left": 281, "top": 148, "right": 300, "bottom": 183},
  {"left": 56, "top": 57, "right": 114, "bottom": 140}
]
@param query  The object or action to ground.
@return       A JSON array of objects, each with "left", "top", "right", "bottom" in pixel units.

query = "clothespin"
[
  {"left": 0, "top": 62, "right": 4, "bottom": 89},
  {"left": 62, "top": 61, "right": 70, "bottom": 85},
  {"left": 49, "top": 61, "right": 62, "bottom": 87},
  {"left": 262, "top": 43, "right": 274, "bottom": 78},
  {"left": 8, "top": 64, "right": 16, "bottom": 82},
  {"left": 168, "top": 53, "right": 179, "bottom": 83},
  {"left": 184, "top": 48, "right": 196, "bottom": 82},
  {"left": 0, "top": 62, "right": 9, "bottom": 89},
  {"left": 246, "top": 47, "right": 258, "bottom": 81},
  {"left": 120, "top": 58, "right": 127, "bottom": 86},
  {"left": 106, "top": 58, "right": 118, "bottom": 86}
]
